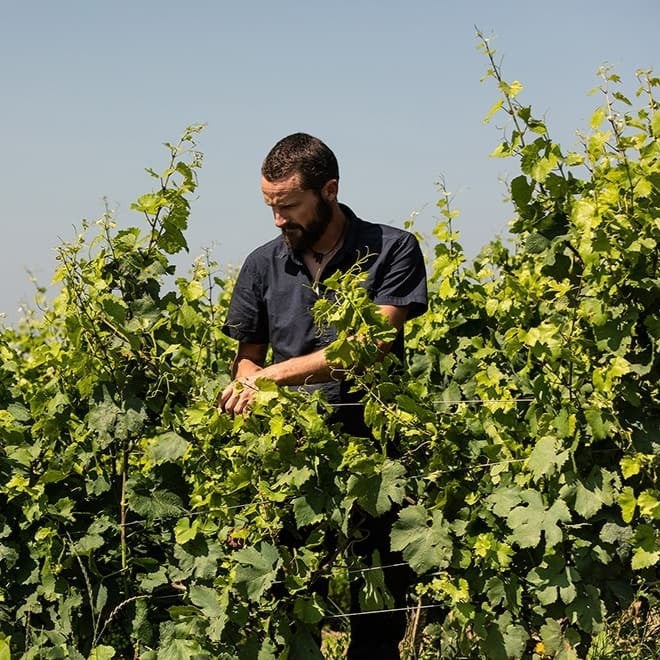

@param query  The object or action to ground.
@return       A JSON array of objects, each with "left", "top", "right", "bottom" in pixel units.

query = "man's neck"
[{"left": 309, "top": 206, "right": 347, "bottom": 256}]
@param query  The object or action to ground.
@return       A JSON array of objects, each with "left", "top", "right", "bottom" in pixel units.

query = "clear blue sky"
[{"left": 1, "top": 0, "right": 657, "bottom": 322}]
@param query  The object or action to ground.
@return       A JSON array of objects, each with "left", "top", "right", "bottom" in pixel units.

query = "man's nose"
[{"left": 273, "top": 209, "right": 287, "bottom": 227}]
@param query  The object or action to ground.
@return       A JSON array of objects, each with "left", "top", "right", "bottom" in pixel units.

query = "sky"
[{"left": 1, "top": 0, "right": 657, "bottom": 323}]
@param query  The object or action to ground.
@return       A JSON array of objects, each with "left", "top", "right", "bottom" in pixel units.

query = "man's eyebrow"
[{"left": 263, "top": 192, "right": 300, "bottom": 204}]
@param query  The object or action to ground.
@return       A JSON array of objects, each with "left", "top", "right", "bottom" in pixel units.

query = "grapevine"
[{"left": 0, "top": 36, "right": 657, "bottom": 659}]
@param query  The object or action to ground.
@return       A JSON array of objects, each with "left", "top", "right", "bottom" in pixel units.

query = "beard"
[{"left": 281, "top": 196, "right": 333, "bottom": 252}]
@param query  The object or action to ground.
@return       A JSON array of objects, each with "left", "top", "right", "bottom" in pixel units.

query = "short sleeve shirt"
[{"left": 222, "top": 204, "right": 427, "bottom": 403}]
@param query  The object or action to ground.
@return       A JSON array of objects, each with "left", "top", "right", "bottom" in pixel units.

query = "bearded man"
[{"left": 219, "top": 132, "right": 427, "bottom": 659}]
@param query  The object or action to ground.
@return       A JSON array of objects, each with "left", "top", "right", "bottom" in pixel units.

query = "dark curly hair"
[{"left": 261, "top": 133, "right": 339, "bottom": 192}]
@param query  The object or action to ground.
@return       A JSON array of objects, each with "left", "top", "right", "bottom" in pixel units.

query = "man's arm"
[
  {"left": 219, "top": 304, "right": 408, "bottom": 416},
  {"left": 231, "top": 343, "right": 268, "bottom": 379}
]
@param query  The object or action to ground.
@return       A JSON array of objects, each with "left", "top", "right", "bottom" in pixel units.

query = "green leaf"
[
  {"left": 257, "top": 638, "right": 278, "bottom": 660},
  {"left": 156, "top": 638, "right": 206, "bottom": 660},
  {"left": 584, "top": 408, "right": 611, "bottom": 440},
  {"left": 95, "top": 584, "right": 108, "bottom": 616},
  {"left": 74, "top": 534, "right": 105, "bottom": 555},
  {"left": 157, "top": 221, "right": 189, "bottom": 254},
  {"left": 359, "top": 551, "right": 394, "bottom": 612},
  {"left": 502, "top": 622, "right": 528, "bottom": 658},
  {"left": 189, "top": 585, "right": 224, "bottom": 619},
  {"left": 510, "top": 176, "right": 533, "bottom": 209},
  {"left": 530, "top": 153, "right": 559, "bottom": 183},
  {"left": 174, "top": 518, "right": 199, "bottom": 545},
  {"left": 506, "top": 491, "right": 571, "bottom": 549},
  {"left": 289, "top": 628, "right": 324, "bottom": 660},
  {"left": 600, "top": 522, "right": 633, "bottom": 546},
  {"left": 619, "top": 487, "right": 637, "bottom": 523},
  {"left": 233, "top": 542, "right": 281, "bottom": 601},
  {"left": 565, "top": 585, "right": 605, "bottom": 634},
  {"left": 0, "top": 637, "right": 11, "bottom": 660},
  {"left": 574, "top": 474, "right": 612, "bottom": 520},
  {"left": 527, "top": 436, "right": 567, "bottom": 480},
  {"left": 131, "top": 192, "right": 165, "bottom": 215},
  {"left": 148, "top": 431, "right": 189, "bottom": 465},
  {"left": 178, "top": 279, "right": 205, "bottom": 302},
  {"left": 488, "top": 487, "right": 522, "bottom": 518},
  {"left": 100, "top": 297, "right": 127, "bottom": 324},
  {"left": 590, "top": 106, "right": 607, "bottom": 129},
  {"left": 293, "top": 593, "right": 325, "bottom": 623},
  {"left": 88, "top": 646, "right": 116, "bottom": 660},
  {"left": 525, "top": 233, "right": 550, "bottom": 254},
  {"left": 390, "top": 505, "right": 453, "bottom": 574},
  {"left": 347, "top": 459, "right": 406, "bottom": 516},
  {"left": 499, "top": 79, "right": 524, "bottom": 98},
  {"left": 540, "top": 618, "right": 563, "bottom": 654},
  {"left": 129, "top": 488, "right": 183, "bottom": 519},
  {"left": 652, "top": 111, "right": 660, "bottom": 136},
  {"left": 621, "top": 455, "right": 643, "bottom": 479},
  {"left": 638, "top": 490, "right": 660, "bottom": 518},
  {"left": 631, "top": 524, "right": 659, "bottom": 569},
  {"left": 292, "top": 494, "right": 324, "bottom": 528},
  {"left": 483, "top": 98, "right": 503, "bottom": 124},
  {"left": 138, "top": 566, "right": 169, "bottom": 592},
  {"left": 7, "top": 402, "right": 30, "bottom": 421}
]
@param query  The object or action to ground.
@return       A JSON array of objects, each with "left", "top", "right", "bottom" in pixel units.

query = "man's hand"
[{"left": 218, "top": 375, "right": 259, "bottom": 416}]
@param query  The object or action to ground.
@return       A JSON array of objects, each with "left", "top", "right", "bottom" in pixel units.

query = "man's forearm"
[
  {"left": 253, "top": 305, "right": 408, "bottom": 387},
  {"left": 257, "top": 348, "right": 338, "bottom": 386},
  {"left": 233, "top": 357, "right": 264, "bottom": 380}
]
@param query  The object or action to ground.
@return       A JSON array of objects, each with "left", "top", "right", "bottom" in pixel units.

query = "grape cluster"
[{"left": 102, "top": 615, "right": 134, "bottom": 656}]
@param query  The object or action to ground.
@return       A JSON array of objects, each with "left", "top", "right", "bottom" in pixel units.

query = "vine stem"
[
  {"left": 599, "top": 69, "right": 637, "bottom": 212},
  {"left": 65, "top": 530, "right": 99, "bottom": 642},
  {"left": 475, "top": 28, "right": 527, "bottom": 149},
  {"left": 120, "top": 446, "right": 129, "bottom": 572}
]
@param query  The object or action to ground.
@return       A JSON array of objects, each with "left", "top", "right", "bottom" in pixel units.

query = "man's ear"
[{"left": 322, "top": 178, "right": 339, "bottom": 203}]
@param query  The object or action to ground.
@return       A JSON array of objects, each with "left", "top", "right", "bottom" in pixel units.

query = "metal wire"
[
  {"left": 324, "top": 602, "right": 445, "bottom": 620},
  {"left": 330, "top": 397, "right": 534, "bottom": 407}
]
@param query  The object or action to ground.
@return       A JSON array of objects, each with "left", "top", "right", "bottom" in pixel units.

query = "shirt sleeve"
[
  {"left": 222, "top": 253, "right": 269, "bottom": 344},
  {"left": 372, "top": 231, "right": 428, "bottom": 320}
]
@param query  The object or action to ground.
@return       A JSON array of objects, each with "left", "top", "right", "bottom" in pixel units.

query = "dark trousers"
[
  {"left": 346, "top": 507, "right": 413, "bottom": 659},
  {"left": 327, "top": 405, "right": 413, "bottom": 658}
]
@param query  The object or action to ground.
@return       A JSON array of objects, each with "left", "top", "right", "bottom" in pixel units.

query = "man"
[{"left": 219, "top": 133, "right": 427, "bottom": 658}]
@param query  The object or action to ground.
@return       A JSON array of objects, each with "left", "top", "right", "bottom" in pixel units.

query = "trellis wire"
[
  {"left": 324, "top": 602, "right": 445, "bottom": 620},
  {"left": 330, "top": 396, "right": 535, "bottom": 407}
]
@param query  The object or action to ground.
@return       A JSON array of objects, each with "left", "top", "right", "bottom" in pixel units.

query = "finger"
[
  {"left": 218, "top": 384, "right": 233, "bottom": 406},
  {"left": 219, "top": 391, "right": 239, "bottom": 415},
  {"left": 236, "top": 390, "right": 256, "bottom": 416},
  {"left": 218, "top": 383, "right": 240, "bottom": 411}
]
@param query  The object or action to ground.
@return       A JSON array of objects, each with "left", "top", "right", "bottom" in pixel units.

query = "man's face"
[{"left": 261, "top": 173, "right": 335, "bottom": 252}]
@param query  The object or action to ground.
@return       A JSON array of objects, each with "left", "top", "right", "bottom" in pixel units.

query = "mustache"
[{"left": 281, "top": 223, "right": 303, "bottom": 232}]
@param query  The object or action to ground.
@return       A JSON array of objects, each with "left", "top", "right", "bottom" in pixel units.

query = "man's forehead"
[{"left": 261, "top": 173, "right": 306, "bottom": 203}]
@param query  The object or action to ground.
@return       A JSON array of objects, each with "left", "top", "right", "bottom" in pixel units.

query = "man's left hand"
[{"left": 218, "top": 375, "right": 259, "bottom": 416}]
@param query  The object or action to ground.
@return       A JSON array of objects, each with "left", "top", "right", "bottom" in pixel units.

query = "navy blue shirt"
[{"left": 222, "top": 204, "right": 427, "bottom": 403}]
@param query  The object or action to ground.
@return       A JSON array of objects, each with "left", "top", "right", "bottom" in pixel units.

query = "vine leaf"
[
  {"left": 631, "top": 525, "right": 660, "bottom": 570},
  {"left": 347, "top": 459, "right": 406, "bottom": 517},
  {"left": 189, "top": 584, "right": 224, "bottom": 619},
  {"left": 147, "top": 431, "right": 189, "bottom": 465},
  {"left": 233, "top": 542, "right": 281, "bottom": 602},
  {"left": 526, "top": 436, "right": 568, "bottom": 480},
  {"left": 359, "top": 550, "right": 394, "bottom": 611},
  {"left": 573, "top": 469, "right": 617, "bottom": 519},
  {"left": 88, "top": 646, "right": 116, "bottom": 660},
  {"left": 155, "top": 638, "right": 206, "bottom": 660},
  {"left": 293, "top": 593, "right": 325, "bottom": 624},
  {"left": 292, "top": 493, "right": 325, "bottom": 528},
  {"left": 390, "top": 505, "right": 453, "bottom": 574},
  {"left": 506, "top": 491, "right": 571, "bottom": 549}
]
